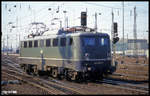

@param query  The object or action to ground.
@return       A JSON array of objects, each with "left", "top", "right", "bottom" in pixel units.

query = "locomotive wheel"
[
  {"left": 33, "top": 66, "right": 38, "bottom": 76},
  {"left": 52, "top": 69, "right": 58, "bottom": 78},
  {"left": 70, "top": 73, "right": 76, "bottom": 81},
  {"left": 22, "top": 65, "right": 27, "bottom": 72},
  {"left": 25, "top": 65, "right": 31, "bottom": 75},
  {"left": 65, "top": 71, "right": 71, "bottom": 81}
]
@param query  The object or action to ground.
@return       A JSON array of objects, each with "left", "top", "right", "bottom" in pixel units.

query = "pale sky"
[{"left": 1, "top": 1, "right": 149, "bottom": 49}]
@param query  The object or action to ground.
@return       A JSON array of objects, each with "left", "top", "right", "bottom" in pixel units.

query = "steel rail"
[
  {"left": 2, "top": 65, "right": 82, "bottom": 94},
  {"left": 100, "top": 79, "right": 149, "bottom": 94},
  {"left": 2, "top": 57, "right": 83, "bottom": 94},
  {"left": 2, "top": 70, "right": 66, "bottom": 94},
  {"left": 103, "top": 79, "right": 148, "bottom": 90},
  {"left": 112, "top": 73, "right": 148, "bottom": 79},
  {"left": 118, "top": 63, "right": 148, "bottom": 66},
  {"left": 2, "top": 71, "right": 53, "bottom": 94}
]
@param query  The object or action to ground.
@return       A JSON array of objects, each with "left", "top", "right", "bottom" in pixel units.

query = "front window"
[
  {"left": 82, "top": 37, "right": 96, "bottom": 46},
  {"left": 81, "top": 36, "right": 109, "bottom": 47}
]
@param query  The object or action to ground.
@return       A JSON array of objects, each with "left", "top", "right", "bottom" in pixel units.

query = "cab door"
[{"left": 66, "top": 37, "right": 73, "bottom": 59}]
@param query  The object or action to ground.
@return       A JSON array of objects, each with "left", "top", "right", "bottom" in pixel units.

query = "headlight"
[
  {"left": 85, "top": 53, "right": 90, "bottom": 60},
  {"left": 85, "top": 53, "right": 89, "bottom": 57},
  {"left": 88, "top": 67, "right": 91, "bottom": 71}
]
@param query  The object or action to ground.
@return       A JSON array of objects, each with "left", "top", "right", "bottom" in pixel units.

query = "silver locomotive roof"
[{"left": 21, "top": 27, "right": 109, "bottom": 42}]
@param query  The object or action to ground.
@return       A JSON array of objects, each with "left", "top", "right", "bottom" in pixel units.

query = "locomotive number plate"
[{"left": 94, "top": 62, "right": 103, "bottom": 64}]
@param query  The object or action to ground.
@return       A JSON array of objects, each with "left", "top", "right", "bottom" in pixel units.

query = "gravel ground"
[{"left": 1, "top": 70, "right": 49, "bottom": 95}]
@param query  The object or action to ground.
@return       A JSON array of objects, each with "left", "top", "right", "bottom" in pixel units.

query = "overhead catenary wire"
[
  {"left": 3, "top": 3, "right": 60, "bottom": 33},
  {"left": 4, "top": 2, "right": 147, "bottom": 30},
  {"left": 85, "top": 2, "right": 122, "bottom": 9},
  {"left": 5, "top": 3, "right": 57, "bottom": 26},
  {"left": 2, "top": 2, "right": 148, "bottom": 39}
]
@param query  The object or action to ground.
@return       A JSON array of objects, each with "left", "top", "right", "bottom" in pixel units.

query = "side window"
[
  {"left": 101, "top": 38, "right": 104, "bottom": 46},
  {"left": 69, "top": 37, "right": 73, "bottom": 45},
  {"left": 29, "top": 41, "right": 32, "bottom": 48},
  {"left": 46, "top": 39, "right": 51, "bottom": 47},
  {"left": 53, "top": 38, "right": 58, "bottom": 47},
  {"left": 34, "top": 40, "right": 38, "bottom": 47},
  {"left": 99, "top": 37, "right": 108, "bottom": 46},
  {"left": 40, "top": 40, "right": 44, "bottom": 47},
  {"left": 104, "top": 38, "right": 108, "bottom": 45},
  {"left": 60, "top": 38, "right": 66, "bottom": 46},
  {"left": 24, "top": 41, "right": 27, "bottom": 48}
]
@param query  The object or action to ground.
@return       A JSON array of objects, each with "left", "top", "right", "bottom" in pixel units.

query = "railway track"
[
  {"left": 100, "top": 79, "right": 149, "bottom": 94},
  {"left": 2, "top": 63, "right": 92, "bottom": 94},
  {"left": 2, "top": 61, "right": 83, "bottom": 94},
  {"left": 2, "top": 55, "right": 149, "bottom": 95},
  {"left": 2, "top": 71, "right": 52, "bottom": 94},
  {"left": 2, "top": 68, "right": 81, "bottom": 94},
  {"left": 118, "top": 62, "right": 149, "bottom": 66},
  {"left": 2, "top": 56, "right": 85, "bottom": 94},
  {"left": 112, "top": 72, "right": 148, "bottom": 79}
]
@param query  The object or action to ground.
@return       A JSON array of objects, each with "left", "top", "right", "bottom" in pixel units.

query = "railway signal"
[
  {"left": 114, "top": 22, "right": 118, "bottom": 34},
  {"left": 113, "top": 22, "right": 119, "bottom": 44},
  {"left": 113, "top": 37, "right": 119, "bottom": 44},
  {"left": 81, "top": 12, "right": 87, "bottom": 27}
]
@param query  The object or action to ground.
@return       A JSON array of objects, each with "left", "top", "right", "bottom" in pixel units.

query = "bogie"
[{"left": 52, "top": 68, "right": 58, "bottom": 78}]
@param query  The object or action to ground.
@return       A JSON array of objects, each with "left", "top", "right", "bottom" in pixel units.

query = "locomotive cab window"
[
  {"left": 34, "top": 40, "right": 38, "bottom": 47},
  {"left": 60, "top": 38, "right": 66, "bottom": 46},
  {"left": 82, "top": 37, "right": 96, "bottom": 46},
  {"left": 46, "top": 39, "right": 51, "bottom": 47},
  {"left": 29, "top": 41, "right": 32, "bottom": 48},
  {"left": 24, "top": 41, "right": 27, "bottom": 48},
  {"left": 53, "top": 38, "right": 58, "bottom": 47}
]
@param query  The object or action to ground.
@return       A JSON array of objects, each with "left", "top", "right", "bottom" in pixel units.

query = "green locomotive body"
[{"left": 19, "top": 28, "right": 116, "bottom": 80}]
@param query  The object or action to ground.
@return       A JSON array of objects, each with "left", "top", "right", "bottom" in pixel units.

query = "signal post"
[{"left": 111, "top": 10, "right": 119, "bottom": 66}]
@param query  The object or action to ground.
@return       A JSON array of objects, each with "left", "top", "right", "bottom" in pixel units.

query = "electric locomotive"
[{"left": 19, "top": 12, "right": 117, "bottom": 81}]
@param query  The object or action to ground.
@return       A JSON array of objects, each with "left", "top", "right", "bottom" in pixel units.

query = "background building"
[{"left": 115, "top": 38, "right": 148, "bottom": 57}]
